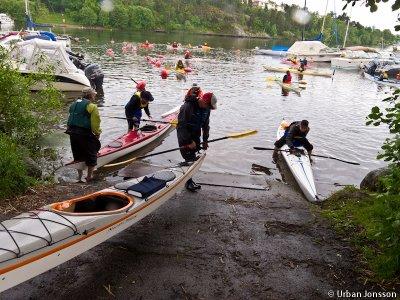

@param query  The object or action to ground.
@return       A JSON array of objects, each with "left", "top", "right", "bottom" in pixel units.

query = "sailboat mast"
[
  {"left": 302, "top": 0, "right": 307, "bottom": 41},
  {"left": 320, "top": 0, "right": 329, "bottom": 38},
  {"left": 342, "top": 6, "right": 352, "bottom": 48}
]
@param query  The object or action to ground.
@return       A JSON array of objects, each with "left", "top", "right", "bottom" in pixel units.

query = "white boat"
[
  {"left": 254, "top": 47, "right": 286, "bottom": 57},
  {"left": 286, "top": 41, "right": 341, "bottom": 63},
  {"left": 66, "top": 106, "right": 180, "bottom": 170},
  {"left": 10, "top": 39, "right": 90, "bottom": 92},
  {"left": 0, "top": 13, "right": 14, "bottom": 29},
  {"left": 331, "top": 51, "right": 381, "bottom": 70},
  {"left": 276, "top": 121, "right": 318, "bottom": 202},
  {"left": 363, "top": 72, "right": 400, "bottom": 88},
  {"left": 0, "top": 153, "right": 206, "bottom": 292}
]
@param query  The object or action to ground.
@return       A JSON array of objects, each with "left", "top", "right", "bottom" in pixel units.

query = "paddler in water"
[
  {"left": 125, "top": 90, "right": 154, "bottom": 133},
  {"left": 186, "top": 83, "right": 203, "bottom": 100},
  {"left": 298, "top": 58, "right": 307, "bottom": 72},
  {"left": 177, "top": 91, "right": 217, "bottom": 192},
  {"left": 273, "top": 120, "right": 314, "bottom": 163},
  {"left": 176, "top": 59, "right": 185, "bottom": 71},
  {"left": 66, "top": 87, "right": 101, "bottom": 182},
  {"left": 282, "top": 70, "right": 292, "bottom": 84}
]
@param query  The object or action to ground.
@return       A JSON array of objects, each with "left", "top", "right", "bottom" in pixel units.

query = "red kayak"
[{"left": 66, "top": 106, "right": 180, "bottom": 170}]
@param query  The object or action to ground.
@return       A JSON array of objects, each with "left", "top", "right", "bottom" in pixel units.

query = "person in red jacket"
[{"left": 282, "top": 70, "right": 292, "bottom": 84}]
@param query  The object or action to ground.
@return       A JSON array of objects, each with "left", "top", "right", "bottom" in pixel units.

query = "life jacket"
[
  {"left": 67, "top": 99, "right": 91, "bottom": 129},
  {"left": 283, "top": 73, "right": 292, "bottom": 84},
  {"left": 134, "top": 91, "right": 147, "bottom": 108}
]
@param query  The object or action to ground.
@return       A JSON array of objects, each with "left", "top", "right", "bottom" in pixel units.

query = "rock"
[
  {"left": 23, "top": 156, "right": 42, "bottom": 179},
  {"left": 360, "top": 167, "right": 390, "bottom": 191}
]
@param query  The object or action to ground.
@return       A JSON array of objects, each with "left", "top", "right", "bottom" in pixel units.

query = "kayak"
[
  {"left": 66, "top": 106, "right": 180, "bottom": 170},
  {"left": 363, "top": 72, "right": 400, "bottom": 88},
  {"left": 0, "top": 153, "right": 206, "bottom": 292},
  {"left": 277, "top": 121, "right": 318, "bottom": 202},
  {"left": 266, "top": 77, "right": 301, "bottom": 95},
  {"left": 263, "top": 65, "right": 332, "bottom": 77}
]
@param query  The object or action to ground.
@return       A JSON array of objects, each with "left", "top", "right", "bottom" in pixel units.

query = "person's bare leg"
[
  {"left": 77, "top": 169, "right": 83, "bottom": 182},
  {"left": 86, "top": 166, "right": 95, "bottom": 182},
  {"left": 272, "top": 147, "right": 279, "bottom": 163},
  {"left": 308, "top": 150, "right": 313, "bottom": 164}
]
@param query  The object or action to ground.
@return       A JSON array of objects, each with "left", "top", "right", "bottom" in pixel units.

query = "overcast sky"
[{"left": 273, "top": 0, "right": 399, "bottom": 33}]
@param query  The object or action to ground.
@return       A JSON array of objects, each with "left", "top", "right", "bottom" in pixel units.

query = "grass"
[
  {"left": 36, "top": 13, "right": 80, "bottom": 26},
  {"left": 321, "top": 186, "right": 400, "bottom": 282}
]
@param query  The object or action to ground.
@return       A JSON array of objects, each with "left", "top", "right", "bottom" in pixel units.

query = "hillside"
[{"left": 0, "top": 0, "right": 398, "bottom": 46}]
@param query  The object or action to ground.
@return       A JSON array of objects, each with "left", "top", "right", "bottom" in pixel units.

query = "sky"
[{"left": 273, "top": 0, "right": 399, "bottom": 33}]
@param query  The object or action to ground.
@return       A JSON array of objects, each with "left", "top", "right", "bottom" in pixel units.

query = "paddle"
[
  {"left": 266, "top": 76, "right": 307, "bottom": 85},
  {"left": 253, "top": 147, "right": 360, "bottom": 165},
  {"left": 103, "top": 115, "right": 178, "bottom": 125},
  {"left": 103, "top": 130, "right": 258, "bottom": 168}
]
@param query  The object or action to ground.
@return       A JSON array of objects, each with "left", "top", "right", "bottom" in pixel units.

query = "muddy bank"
[{"left": 1, "top": 171, "right": 391, "bottom": 299}]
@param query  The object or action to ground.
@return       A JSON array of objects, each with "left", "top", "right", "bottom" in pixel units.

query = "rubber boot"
[
  {"left": 185, "top": 178, "right": 197, "bottom": 192},
  {"left": 191, "top": 180, "right": 201, "bottom": 190}
]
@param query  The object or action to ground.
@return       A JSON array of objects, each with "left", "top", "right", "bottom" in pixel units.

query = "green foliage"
[
  {"left": 18, "top": 0, "right": 398, "bottom": 46},
  {"left": 0, "top": 47, "right": 62, "bottom": 198},
  {"left": 322, "top": 186, "right": 400, "bottom": 280},
  {"left": 366, "top": 91, "right": 400, "bottom": 164},
  {"left": 0, "top": 134, "right": 32, "bottom": 199},
  {"left": 379, "top": 165, "right": 400, "bottom": 195}
]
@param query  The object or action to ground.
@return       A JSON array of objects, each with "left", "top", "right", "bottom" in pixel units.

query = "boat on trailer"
[
  {"left": 66, "top": 106, "right": 180, "bottom": 170},
  {"left": 0, "top": 153, "right": 206, "bottom": 292}
]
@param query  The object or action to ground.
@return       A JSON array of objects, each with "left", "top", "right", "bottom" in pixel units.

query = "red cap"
[
  {"left": 136, "top": 80, "right": 146, "bottom": 91},
  {"left": 201, "top": 92, "right": 217, "bottom": 109}
]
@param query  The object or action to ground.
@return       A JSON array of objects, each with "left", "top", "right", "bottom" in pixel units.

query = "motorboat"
[{"left": 10, "top": 39, "right": 90, "bottom": 92}]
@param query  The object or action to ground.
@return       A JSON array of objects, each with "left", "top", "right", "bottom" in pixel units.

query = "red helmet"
[{"left": 136, "top": 80, "right": 146, "bottom": 91}]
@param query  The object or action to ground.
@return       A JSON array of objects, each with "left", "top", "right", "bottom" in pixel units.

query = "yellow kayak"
[
  {"left": 276, "top": 82, "right": 301, "bottom": 95},
  {"left": 263, "top": 65, "right": 332, "bottom": 77}
]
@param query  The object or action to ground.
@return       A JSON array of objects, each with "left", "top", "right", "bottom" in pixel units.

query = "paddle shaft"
[
  {"left": 104, "top": 136, "right": 230, "bottom": 167},
  {"left": 253, "top": 147, "right": 360, "bottom": 165},
  {"left": 103, "top": 115, "right": 174, "bottom": 125}
]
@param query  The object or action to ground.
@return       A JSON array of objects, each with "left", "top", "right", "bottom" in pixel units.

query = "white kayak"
[
  {"left": 277, "top": 121, "right": 318, "bottom": 202},
  {"left": 363, "top": 72, "right": 400, "bottom": 88},
  {"left": 0, "top": 153, "right": 206, "bottom": 292},
  {"left": 275, "top": 81, "right": 301, "bottom": 95},
  {"left": 264, "top": 65, "right": 333, "bottom": 77}
]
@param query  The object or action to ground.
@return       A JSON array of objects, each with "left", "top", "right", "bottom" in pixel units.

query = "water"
[{"left": 55, "top": 28, "right": 388, "bottom": 198}]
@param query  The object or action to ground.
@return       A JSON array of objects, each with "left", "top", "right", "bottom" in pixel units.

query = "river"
[{"left": 54, "top": 28, "right": 388, "bottom": 199}]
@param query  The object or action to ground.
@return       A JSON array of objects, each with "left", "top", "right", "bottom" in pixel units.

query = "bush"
[
  {"left": 322, "top": 187, "right": 400, "bottom": 280},
  {"left": 0, "top": 134, "right": 32, "bottom": 199}
]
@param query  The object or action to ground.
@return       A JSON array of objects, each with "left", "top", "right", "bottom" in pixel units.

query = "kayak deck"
[
  {"left": 0, "top": 153, "right": 206, "bottom": 292},
  {"left": 264, "top": 65, "right": 332, "bottom": 77}
]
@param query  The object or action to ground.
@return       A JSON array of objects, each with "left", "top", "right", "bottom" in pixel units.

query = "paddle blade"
[{"left": 228, "top": 130, "right": 258, "bottom": 139}]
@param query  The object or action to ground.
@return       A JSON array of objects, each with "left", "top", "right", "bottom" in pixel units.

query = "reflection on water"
[{"left": 54, "top": 28, "right": 388, "bottom": 199}]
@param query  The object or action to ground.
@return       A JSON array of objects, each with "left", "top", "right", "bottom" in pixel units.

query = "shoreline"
[{"left": 49, "top": 22, "right": 271, "bottom": 39}]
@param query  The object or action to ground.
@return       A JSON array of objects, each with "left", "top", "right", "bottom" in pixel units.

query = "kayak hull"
[
  {"left": 0, "top": 153, "right": 206, "bottom": 292},
  {"left": 276, "top": 122, "right": 318, "bottom": 202},
  {"left": 66, "top": 106, "right": 180, "bottom": 170}
]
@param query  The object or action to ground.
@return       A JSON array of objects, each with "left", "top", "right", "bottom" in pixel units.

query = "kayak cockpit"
[{"left": 51, "top": 191, "right": 134, "bottom": 215}]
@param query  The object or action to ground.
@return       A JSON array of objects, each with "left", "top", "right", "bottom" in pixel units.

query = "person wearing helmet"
[
  {"left": 283, "top": 70, "right": 292, "bottom": 84},
  {"left": 125, "top": 90, "right": 154, "bottom": 133},
  {"left": 185, "top": 83, "right": 203, "bottom": 100},
  {"left": 177, "top": 91, "right": 217, "bottom": 192},
  {"left": 273, "top": 120, "right": 313, "bottom": 163},
  {"left": 66, "top": 87, "right": 101, "bottom": 182}
]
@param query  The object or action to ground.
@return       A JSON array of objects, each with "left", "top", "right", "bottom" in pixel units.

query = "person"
[
  {"left": 66, "top": 88, "right": 101, "bottom": 182},
  {"left": 177, "top": 92, "right": 217, "bottom": 192},
  {"left": 144, "top": 40, "right": 150, "bottom": 46},
  {"left": 378, "top": 71, "right": 388, "bottom": 81},
  {"left": 273, "top": 120, "right": 313, "bottom": 163},
  {"left": 172, "top": 41, "right": 178, "bottom": 48},
  {"left": 125, "top": 90, "right": 154, "bottom": 133},
  {"left": 396, "top": 72, "right": 400, "bottom": 80},
  {"left": 282, "top": 70, "right": 292, "bottom": 84},
  {"left": 176, "top": 60, "right": 185, "bottom": 71},
  {"left": 184, "top": 50, "right": 192, "bottom": 59},
  {"left": 299, "top": 58, "right": 307, "bottom": 72}
]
